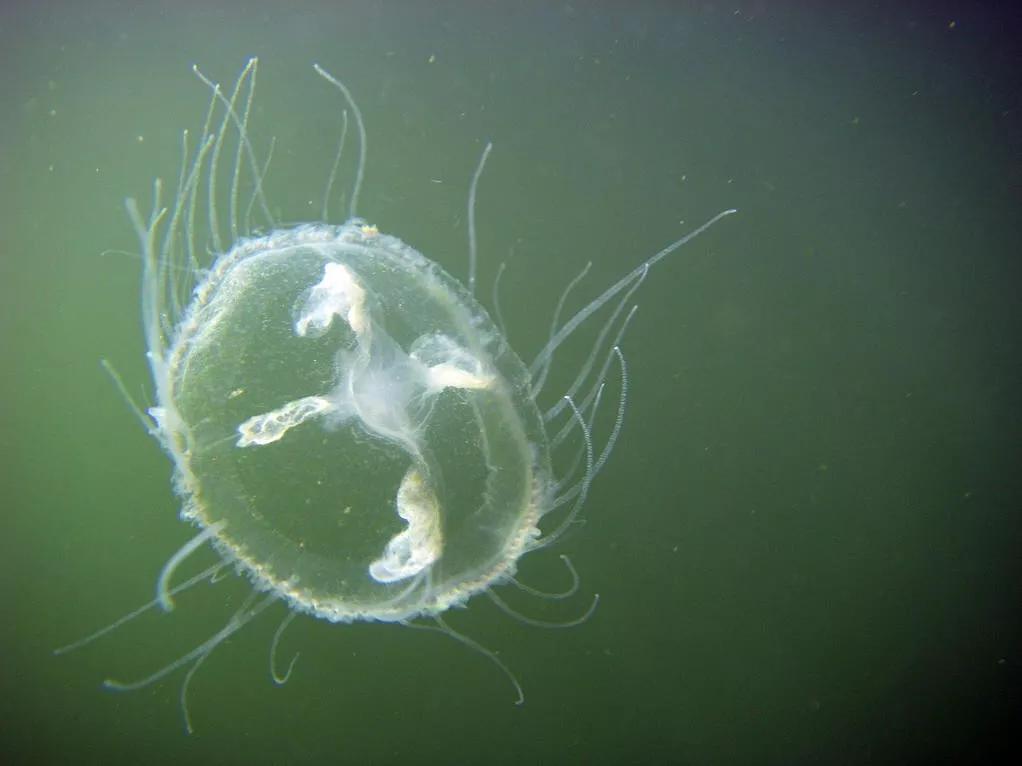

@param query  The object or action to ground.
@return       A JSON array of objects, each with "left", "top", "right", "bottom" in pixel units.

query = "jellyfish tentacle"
[
  {"left": 486, "top": 588, "right": 599, "bottom": 629},
  {"left": 269, "top": 610, "right": 300, "bottom": 685},
  {"left": 507, "top": 554, "right": 581, "bottom": 600},
  {"left": 321, "top": 110, "right": 349, "bottom": 222},
  {"left": 534, "top": 396, "right": 594, "bottom": 550},
  {"left": 103, "top": 592, "right": 277, "bottom": 720},
  {"left": 157, "top": 521, "right": 227, "bottom": 612},
  {"left": 530, "top": 260, "right": 592, "bottom": 397},
  {"left": 313, "top": 64, "right": 367, "bottom": 220},
  {"left": 402, "top": 616, "right": 524, "bottom": 706},
  {"left": 466, "top": 141, "right": 493, "bottom": 295},
  {"left": 53, "top": 562, "right": 227, "bottom": 656}
]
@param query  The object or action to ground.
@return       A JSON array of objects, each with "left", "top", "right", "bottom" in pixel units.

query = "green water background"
[{"left": 2, "top": 1, "right": 1019, "bottom": 763}]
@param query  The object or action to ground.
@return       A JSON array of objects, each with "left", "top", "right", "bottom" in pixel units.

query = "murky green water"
[{"left": 3, "top": 1, "right": 1019, "bottom": 763}]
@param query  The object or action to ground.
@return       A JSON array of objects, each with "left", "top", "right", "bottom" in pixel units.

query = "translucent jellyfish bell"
[
  {"left": 172, "top": 220, "right": 548, "bottom": 622},
  {"left": 56, "top": 58, "right": 734, "bottom": 731}
]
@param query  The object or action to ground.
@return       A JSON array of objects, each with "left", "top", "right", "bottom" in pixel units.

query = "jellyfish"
[{"left": 56, "top": 59, "right": 735, "bottom": 731}]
